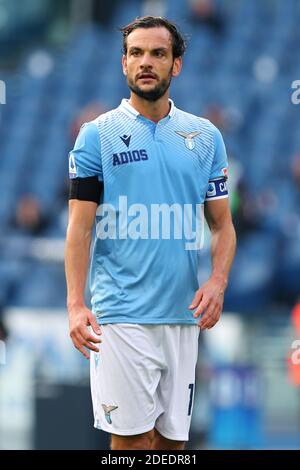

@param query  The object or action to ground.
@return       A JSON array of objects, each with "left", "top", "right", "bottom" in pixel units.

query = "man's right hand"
[{"left": 68, "top": 305, "right": 102, "bottom": 359}]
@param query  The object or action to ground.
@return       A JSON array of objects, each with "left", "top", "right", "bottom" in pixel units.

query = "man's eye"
[
  {"left": 155, "top": 51, "right": 164, "bottom": 57},
  {"left": 131, "top": 51, "right": 140, "bottom": 56}
]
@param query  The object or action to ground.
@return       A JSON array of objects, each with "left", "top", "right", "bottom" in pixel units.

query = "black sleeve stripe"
[{"left": 69, "top": 177, "right": 103, "bottom": 204}]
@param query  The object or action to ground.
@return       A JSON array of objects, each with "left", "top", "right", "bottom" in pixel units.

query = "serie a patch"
[
  {"left": 69, "top": 152, "right": 77, "bottom": 178},
  {"left": 206, "top": 177, "right": 228, "bottom": 200}
]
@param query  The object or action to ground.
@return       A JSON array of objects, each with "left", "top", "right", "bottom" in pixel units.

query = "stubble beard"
[{"left": 127, "top": 68, "right": 173, "bottom": 102}]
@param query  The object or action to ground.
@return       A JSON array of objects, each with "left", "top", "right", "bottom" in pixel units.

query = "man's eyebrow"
[
  {"left": 152, "top": 47, "right": 168, "bottom": 52},
  {"left": 128, "top": 46, "right": 169, "bottom": 52}
]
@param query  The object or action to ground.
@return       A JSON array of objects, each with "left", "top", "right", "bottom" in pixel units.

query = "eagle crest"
[
  {"left": 175, "top": 131, "right": 201, "bottom": 150},
  {"left": 101, "top": 404, "right": 118, "bottom": 424}
]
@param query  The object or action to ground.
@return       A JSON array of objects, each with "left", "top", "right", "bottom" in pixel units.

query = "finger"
[
  {"left": 75, "top": 332, "right": 100, "bottom": 354},
  {"left": 198, "top": 315, "right": 211, "bottom": 330},
  {"left": 78, "top": 346, "right": 90, "bottom": 360},
  {"left": 198, "top": 304, "right": 216, "bottom": 327},
  {"left": 76, "top": 325, "right": 101, "bottom": 344},
  {"left": 200, "top": 306, "right": 220, "bottom": 330},
  {"left": 72, "top": 336, "right": 90, "bottom": 359},
  {"left": 199, "top": 310, "right": 217, "bottom": 329},
  {"left": 81, "top": 331, "right": 102, "bottom": 344},
  {"left": 189, "top": 288, "right": 203, "bottom": 309},
  {"left": 77, "top": 331, "right": 101, "bottom": 352},
  {"left": 81, "top": 339, "right": 100, "bottom": 353},
  {"left": 196, "top": 295, "right": 222, "bottom": 321},
  {"left": 88, "top": 314, "right": 102, "bottom": 336},
  {"left": 73, "top": 330, "right": 101, "bottom": 347},
  {"left": 200, "top": 317, "right": 215, "bottom": 330},
  {"left": 193, "top": 297, "right": 211, "bottom": 318}
]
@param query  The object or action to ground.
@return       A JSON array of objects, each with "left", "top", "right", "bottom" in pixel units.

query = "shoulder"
[
  {"left": 76, "top": 107, "right": 120, "bottom": 144},
  {"left": 92, "top": 107, "right": 124, "bottom": 129},
  {"left": 76, "top": 120, "right": 99, "bottom": 144},
  {"left": 174, "top": 108, "right": 220, "bottom": 139}
]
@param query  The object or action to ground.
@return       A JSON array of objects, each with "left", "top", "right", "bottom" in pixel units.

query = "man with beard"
[{"left": 65, "top": 16, "right": 236, "bottom": 450}]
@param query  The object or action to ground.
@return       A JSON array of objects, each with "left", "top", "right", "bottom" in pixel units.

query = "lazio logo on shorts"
[
  {"left": 175, "top": 131, "right": 201, "bottom": 150},
  {"left": 102, "top": 404, "right": 118, "bottom": 424}
]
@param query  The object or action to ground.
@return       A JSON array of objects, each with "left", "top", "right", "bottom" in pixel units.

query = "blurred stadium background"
[{"left": 0, "top": 0, "right": 300, "bottom": 450}]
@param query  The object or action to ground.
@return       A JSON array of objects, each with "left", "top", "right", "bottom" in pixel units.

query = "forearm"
[
  {"left": 65, "top": 224, "right": 92, "bottom": 310},
  {"left": 210, "top": 221, "right": 236, "bottom": 289}
]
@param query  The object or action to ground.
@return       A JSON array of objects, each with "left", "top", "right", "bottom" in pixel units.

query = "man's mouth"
[{"left": 138, "top": 73, "right": 157, "bottom": 80}]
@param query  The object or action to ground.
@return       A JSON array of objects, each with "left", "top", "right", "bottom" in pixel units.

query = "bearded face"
[{"left": 122, "top": 27, "right": 181, "bottom": 102}]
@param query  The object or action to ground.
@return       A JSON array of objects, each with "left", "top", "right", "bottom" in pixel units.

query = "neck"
[{"left": 128, "top": 93, "right": 171, "bottom": 123}]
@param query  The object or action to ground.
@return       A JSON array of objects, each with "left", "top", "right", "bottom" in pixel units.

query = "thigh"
[
  {"left": 155, "top": 325, "right": 200, "bottom": 441},
  {"left": 90, "top": 324, "right": 164, "bottom": 436},
  {"left": 111, "top": 430, "right": 155, "bottom": 450},
  {"left": 152, "top": 428, "right": 186, "bottom": 450}
]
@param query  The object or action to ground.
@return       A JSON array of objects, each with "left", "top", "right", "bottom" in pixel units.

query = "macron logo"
[{"left": 120, "top": 134, "right": 131, "bottom": 148}]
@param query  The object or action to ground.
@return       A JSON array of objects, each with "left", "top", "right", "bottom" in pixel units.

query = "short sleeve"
[
  {"left": 209, "top": 127, "right": 228, "bottom": 181},
  {"left": 68, "top": 122, "right": 103, "bottom": 181},
  {"left": 205, "top": 127, "right": 229, "bottom": 201}
]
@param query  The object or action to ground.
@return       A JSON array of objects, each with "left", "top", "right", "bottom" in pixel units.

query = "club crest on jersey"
[
  {"left": 175, "top": 131, "right": 201, "bottom": 150},
  {"left": 102, "top": 404, "right": 118, "bottom": 424}
]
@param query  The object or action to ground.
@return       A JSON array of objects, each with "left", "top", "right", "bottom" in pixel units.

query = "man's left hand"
[{"left": 189, "top": 277, "right": 226, "bottom": 330}]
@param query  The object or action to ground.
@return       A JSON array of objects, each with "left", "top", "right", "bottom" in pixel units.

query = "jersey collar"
[{"left": 119, "top": 98, "right": 176, "bottom": 122}]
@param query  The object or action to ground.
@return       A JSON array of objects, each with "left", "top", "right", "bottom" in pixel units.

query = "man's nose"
[{"left": 139, "top": 52, "right": 153, "bottom": 68}]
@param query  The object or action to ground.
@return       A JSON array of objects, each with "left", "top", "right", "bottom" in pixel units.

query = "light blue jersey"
[{"left": 69, "top": 99, "right": 228, "bottom": 324}]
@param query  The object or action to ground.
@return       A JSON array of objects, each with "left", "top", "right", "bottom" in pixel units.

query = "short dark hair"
[{"left": 119, "top": 16, "right": 187, "bottom": 59}]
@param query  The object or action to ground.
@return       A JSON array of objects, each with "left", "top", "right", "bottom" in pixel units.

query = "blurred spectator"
[
  {"left": 12, "top": 194, "right": 48, "bottom": 236},
  {"left": 292, "top": 301, "right": 300, "bottom": 335},
  {"left": 204, "top": 103, "right": 228, "bottom": 132},
  {"left": 232, "top": 179, "right": 261, "bottom": 237},
  {"left": 70, "top": 101, "right": 106, "bottom": 144},
  {"left": 92, "top": 0, "right": 120, "bottom": 27},
  {"left": 0, "top": 305, "right": 8, "bottom": 341},
  {"left": 291, "top": 154, "right": 300, "bottom": 188},
  {"left": 286, "top": 154, "right": 300, "bottom": 235},
  {"left": 188, "top": 0, "right": 225, "bottom": 34},
  {"left": 288, "top": 301, "right": 300, "bottom": 388},
  {"left": 204, "top": 103, "right": 244, "bottom": 134}
]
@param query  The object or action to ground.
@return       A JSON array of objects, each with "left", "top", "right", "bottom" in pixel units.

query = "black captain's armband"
[{"left": 69, "top": 176, "right": 103, "bottom": 204}]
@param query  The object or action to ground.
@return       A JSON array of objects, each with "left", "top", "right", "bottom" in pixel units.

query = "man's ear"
[
  {"left": 172, "top": 56, "right": 182, "bottom": 78},
  {"left": 122, "top": 55, "right": 127, "bottom": 76}
]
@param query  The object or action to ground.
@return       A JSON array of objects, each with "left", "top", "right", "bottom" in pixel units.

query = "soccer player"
[{"left": 65, "top": 16, "right": 236, "bottom": 450}]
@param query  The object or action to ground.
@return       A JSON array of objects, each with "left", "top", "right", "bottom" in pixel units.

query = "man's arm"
[
  {"left": 65, "top": 199, "right": 102, "bottom": 359},
  {"left": 189, "top": 198, "right": 236, "bottom": 329}
]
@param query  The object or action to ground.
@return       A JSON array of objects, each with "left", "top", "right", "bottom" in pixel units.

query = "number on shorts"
[{"left": 188, "top": 383, "right": 194, "bottom": 416}]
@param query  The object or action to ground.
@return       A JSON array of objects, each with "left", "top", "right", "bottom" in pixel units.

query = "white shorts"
[{"left": 90, "top": 324, "right": 200, "bottom": 441}]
